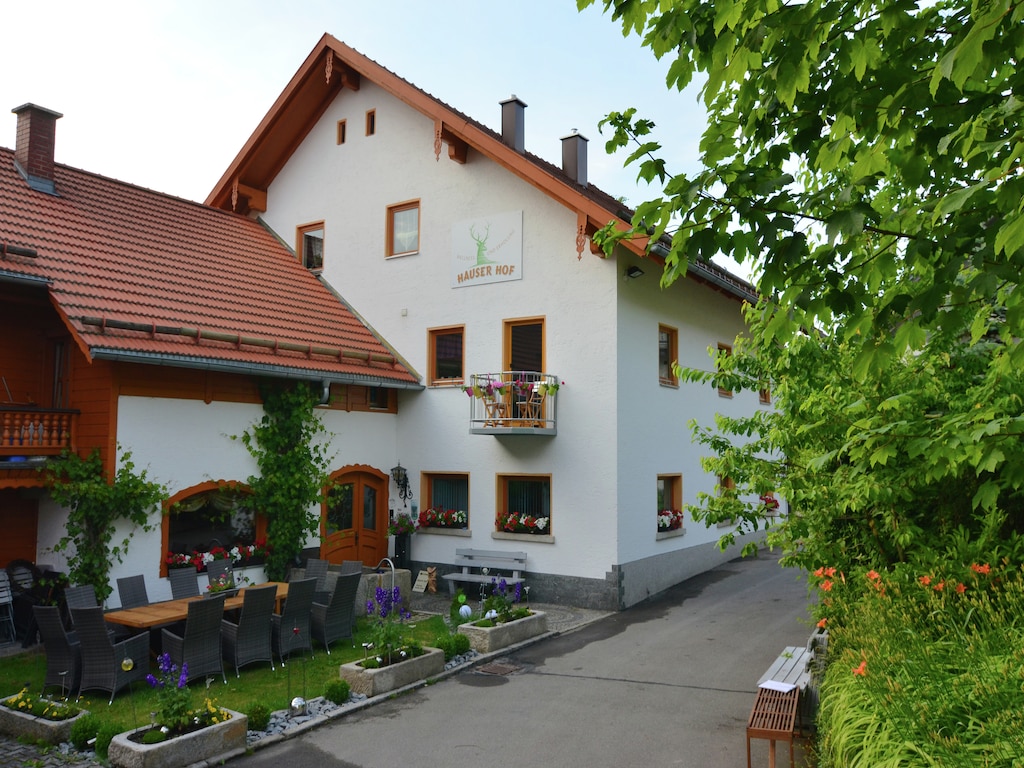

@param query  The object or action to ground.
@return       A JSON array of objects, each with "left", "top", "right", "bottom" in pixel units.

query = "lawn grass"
[{"left": 0, "top": 614, "right": 449, "bottom": 733}]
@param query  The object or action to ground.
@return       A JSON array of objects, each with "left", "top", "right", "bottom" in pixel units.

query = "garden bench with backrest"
[
  {"left": 441, "top": 548, "right": 526, "bottom": 596},
  {"left": 746, "top": 645, "right": 817, "bottom": 768}
]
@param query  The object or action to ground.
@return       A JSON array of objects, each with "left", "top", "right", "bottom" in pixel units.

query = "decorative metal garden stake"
[{"left": 121, "top": 656, "right": 137, "bottom": 728}]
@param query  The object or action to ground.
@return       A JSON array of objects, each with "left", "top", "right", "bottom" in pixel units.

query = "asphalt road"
[{"left": 231, "top": 550, "right": 812, "bottom": 768}]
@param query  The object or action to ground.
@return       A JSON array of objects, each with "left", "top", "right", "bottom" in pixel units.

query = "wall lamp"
[
  {"left": 390, "top": 462, "right": 413, "bottom": 507},
  {"left": 624, "top": 265, "right": 645, "bottom": 280}
]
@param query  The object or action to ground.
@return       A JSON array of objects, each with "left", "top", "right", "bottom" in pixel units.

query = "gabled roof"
[
  {"left": 207, "top": 33, "right": 757, "bottom": 303},
  {"left": 0, "top": 146, "right": 420, "bottom": 388}
]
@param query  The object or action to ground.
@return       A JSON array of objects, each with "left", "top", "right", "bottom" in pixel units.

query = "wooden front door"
[{"left": 321, "top": 467, "right": 388, "bottom": 567}]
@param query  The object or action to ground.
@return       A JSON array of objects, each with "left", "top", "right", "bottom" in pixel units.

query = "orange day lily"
[
  {"left": 817, "top": 618, "right": 827, "bottom": 629},
  {"left": 852, "top": 659, "right": 867, "bottom": 676},
  {"left": 820, "top": 580, "right": 833, "bottom": 591}
]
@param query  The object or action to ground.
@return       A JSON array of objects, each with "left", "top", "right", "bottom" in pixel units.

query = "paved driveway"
[{"left": 232, "top": 550, "right": 812, "bottom": 768}]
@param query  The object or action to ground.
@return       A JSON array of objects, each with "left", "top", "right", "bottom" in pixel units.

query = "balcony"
[
  {"left": 0, "top": 406, "right": 78, "bottom": 458},
  {"left": 467, "top": 372, "right": 559, "bottom": 436}
]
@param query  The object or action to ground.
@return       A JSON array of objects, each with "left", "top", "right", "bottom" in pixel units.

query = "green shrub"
[
  {"left": 94, "top": 721, "right": 125, "bottom": 759},
  {"left": 140, "top": 728, "right": 167, "bottom": 744},
  {"left": 435, "top": 631, "right": 472, "bottom": 660},
  {"left": 323, "top": 679, "right": 350, "bottom": 705},
  {"left": 69, "top": 713, "right": 101, "bottom": 751},
  {"left": 246, "top": 701, "right": 271, "bottom": 731}
]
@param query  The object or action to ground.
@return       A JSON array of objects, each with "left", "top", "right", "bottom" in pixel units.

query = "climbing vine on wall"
[
  {"left": 239, "top": 381, "right": 332, "bottom": 581},
  {"left": 44, "top": 448, "right": 165, "bottom": 601}
]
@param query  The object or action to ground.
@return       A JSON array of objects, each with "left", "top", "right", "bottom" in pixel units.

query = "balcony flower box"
[
  {"left": 339, "top": 646, "right": 445, "bottom": 697},
  {"left": 457, "top": 610, "right": 548, "bottom": 654},
  {"left": 108, "top": 707, "right": 247, "bottom": 768}
]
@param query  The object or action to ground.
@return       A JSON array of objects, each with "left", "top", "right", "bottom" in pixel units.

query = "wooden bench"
[
  {"left": 441, "top": 548, "right": 527, "bottom": 596},
  {"left": 747, "top": 646, "right": 814, "bottom": 768}
]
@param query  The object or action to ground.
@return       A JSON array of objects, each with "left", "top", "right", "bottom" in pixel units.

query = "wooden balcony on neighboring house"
[
  {"left": 0, "top": 406, "right": 78, "bottom": 458},
  {"left": 467, "top": 372, "right": 559, "bottom": 436}
]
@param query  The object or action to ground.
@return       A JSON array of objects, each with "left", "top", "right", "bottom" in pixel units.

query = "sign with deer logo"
[{"left": 451, "top": 211, "right": 523, "bottom": 288}]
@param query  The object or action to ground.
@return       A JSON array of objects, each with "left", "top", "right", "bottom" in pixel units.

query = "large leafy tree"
[{"left": 580, "top": 0, "right": 1024, "bottom": 568}]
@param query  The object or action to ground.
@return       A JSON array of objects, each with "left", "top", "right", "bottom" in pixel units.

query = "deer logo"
[{"left": 469, "top": 223, "right": 495, "bottom": 266}]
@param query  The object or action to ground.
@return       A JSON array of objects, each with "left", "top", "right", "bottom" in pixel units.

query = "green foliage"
[
  {"left": 322, "top": 679, "right": 350, "bottom": 706},
  {"left": 2, "top": 689, "right": 80, "bottom": 720},
  {"left": 70, "top": 713, "right": 101, "bottom": 751},
  {"left": 140, "top": 728, "right": 167, "bottom": 744},
  {"left": 43, "top": 448, "right": 165, "bottom": 601},
  {"left": 433, "top": 630, "right": 471, "bottom": 661},
  {"left": 245, "top": 701, "right": 271, "bottom": 731},
  {"left": 94, "top": 720, "right": 125, "bottom": 759},
  {"left": 238, "top": 382, "right": 332, "bottom": 581},
  {"left": 815, "top": 563, "right": 1024, "bottom": 766}
]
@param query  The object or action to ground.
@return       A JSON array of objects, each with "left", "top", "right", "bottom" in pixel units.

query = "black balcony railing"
[{"left": 466, "top": 372, "right": 559, "bottom": 435}]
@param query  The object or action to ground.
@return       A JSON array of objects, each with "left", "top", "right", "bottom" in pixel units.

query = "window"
[
  {"left": 162, "top": 484, "right": 266, "bottom": 575},
  {"left": 420, "top": 473, "right": 470, "bottom": 529},
  {"left": 428, "top": 326, "right": 464, "bottom": 385},
  {"left": 297, "top": 222, "right": 324, "bottom": 271},
  {"left": 387, "top": 201, "right": 419, "bottom": 257},
  {"left": 336, "top": 119, "right": 347, "bottom": 145},
  {"left": 657, "top": 474, "right": 682, "bottom": 510},
  {"left": 497, "top": 475, "right": 551, "bottom": 535},
  {"left": 365, "top": 109, "right": 376, "bottom": 136},
  {"left": 717, "top": 343, "right": 733, "bottom": 398},
  {"left": 716, "top": 475, "right": 736, "bottom": 527},
  {"left": 368, "top": 386, "right": 390, "bottom": 410},
  {"left": 759, "top": 387, "right": 772, "bottom": 405},
  {"left": 659, "top": 325, "right": 678, "bottom": 386}
]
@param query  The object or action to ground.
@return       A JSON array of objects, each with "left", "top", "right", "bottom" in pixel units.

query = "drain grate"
[{"left": 476, "top": 661, "right": 522, "bottom": 676}]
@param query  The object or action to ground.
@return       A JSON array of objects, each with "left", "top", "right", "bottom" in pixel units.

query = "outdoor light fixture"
[
  {"left": 390, "top": 462, "right": 413, "bottom": 507},
  {"left": 624, "top": 265, "right": 645, "bottom": 280}
]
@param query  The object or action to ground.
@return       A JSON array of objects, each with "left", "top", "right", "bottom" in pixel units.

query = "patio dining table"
[{"left": 103, "top": 581, "right": 289, "bottom": 630}]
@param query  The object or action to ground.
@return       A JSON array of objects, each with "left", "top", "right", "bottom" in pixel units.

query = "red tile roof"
[{"left": 0, "top": 147, "right": 419, "bottom": 387}]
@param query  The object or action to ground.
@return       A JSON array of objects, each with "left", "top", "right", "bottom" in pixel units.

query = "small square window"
[
  {"left": 657, "top": 474, "right": 683, "bottom": 533},
  {"left": 297, "top": 223, "right": 324, "bottom": 271},
  {"left": 366, "top": 109, "right": 376, "bottom": 136},
  {"left": 659, "top": 325, "right": 678, "bottom": 386},
  {"left": 429, "top": 326, "right": 464, "bottom": 385},
  {"left": 421, "top": 473, "right": 470, "bottom": 529},
  {"left": 759, "top": 387, "right": 771, "bottom": 404},
  {"left": 337, "top": 119, "right": 347, "bottom": 145},
  {"left": 387, "top": 201, "right": 419, "bottom": 257},
  {"left": 368, "top": 386, "right": 389, "bottom": 410},
  {"left": 497, "top": 475, "right": 551, "bottom": 535},
  {"left": 717, "top": 343, "right": 733, "bottom": 398}
]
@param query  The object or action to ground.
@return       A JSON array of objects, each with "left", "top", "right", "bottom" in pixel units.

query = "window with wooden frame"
[
  {"left": 336, "top": 119, "right": 347, "bottom": 145},
  {"left": 716, "top": 475, "right": 736, "bottom": 527},
  {"left": 387, "top": 200, "right": 420, "bottom": 257},
  {"left": 296, "top": 222, "right": 324, "bottom": 271},
  {"left": 659, "top": 324, "right": 678, "bottom": 386},
  {"left": 428, "top": 326, "right": 464, "bottom": 385},
  {"left": 368, "top": 386, "right": 390, "bottom": 410},
  {"left": 421, "top": 472, "right": 470, "bottom": 529},
  {"left": 657, "top": 474, "right": 682, "bottom": 511},
  {"left": 497, "top": 474, "right": 551, "bottom": 535},
  {"left": 365, "top": 109, "right": 376, "bottom": 136},
  {"left": 759, "top": 386, "right": 772, "bottom": 405},
  {"left": 717, "top": 343, "right": 733, "bottom": 398}
]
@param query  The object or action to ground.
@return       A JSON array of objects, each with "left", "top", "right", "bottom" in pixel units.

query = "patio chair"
[
  {"left": 116, "top": 575, "right": 150, "bottom": 609},
  {"left": 206, "top": 560, "right": 234, "bottom": 585},
  {"left": 221, "top": 584, "right": 276, "bottom": 677},
  {"left": 340, "top": 560, "right": 364, "bottom": 575},
  {"left": 33, "top": 604, "right": 81, "bottom": 696},
  {"left": 70, "top": 606, "right": 150, "bottom": 704},
  {"left": 271, "top": 577, "right": 316, "bottom": 665},
  {"left": 168, "top": 568, "right": 201, "bottom": 600},
  {"left": 64, "top": 583, "right": 99, "bottom": 612},
  {"left": 302, "top": 557, "right": 330, "bottom": 602},
  {"left": 161, "top": 593, "right": 227, "bottom": 685},
  {"left": 0, "top": 571, "right": 17, "bottom": 645},
  {"left": 311, "top": 570, "right": 361, "bottom": 654}
]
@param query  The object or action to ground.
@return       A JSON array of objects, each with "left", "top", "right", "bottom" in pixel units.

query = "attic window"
[
  {"left": 297, "top": 222, "right": 324, "bottom": 271},
  {"left": 366, "top": 110, "right": 376, "bottom": 136},
  {"left": 337, "top": 119, "right": 347, "bottom": 145}
]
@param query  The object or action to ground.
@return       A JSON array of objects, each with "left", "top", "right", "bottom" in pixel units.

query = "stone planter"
[
  {"left": 339, "top": 646, "right": 445, "bottom": 697},
  {"left": 0, "top": 701, "right": 87, "bottom": 744},
  {"left": 458, "top": 610, "right": 548, "bottom": 654},
  {"left": 108, "top": 707, "right": 247, "bottom": 768}
]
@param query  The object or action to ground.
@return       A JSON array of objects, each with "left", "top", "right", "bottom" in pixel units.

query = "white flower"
[
  {"left": 535, "top": 517, "right": 548, "bottom": 530},
  {"left": 485, "top": 609, "right": 498, "bottom": 620}
]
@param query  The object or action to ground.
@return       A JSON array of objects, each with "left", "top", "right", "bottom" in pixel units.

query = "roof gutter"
[
  {"left": 88, "top": 348, "right": 425, "bottom": 391},
  {"left": 0, "top": 269, "right": 50, "bottom": 287}
]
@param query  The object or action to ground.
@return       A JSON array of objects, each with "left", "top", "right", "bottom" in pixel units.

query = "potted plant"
[
  {"left": 417, "top": 507, "right": 468, "bottom": 530},
  {"left": 0, "top": 688, "right": 86, "bottom": 744},
  {"left": 657, "top": 509, "right": 684, "bottom": 532},
  {"left": 456, "top": 578, "right": 548, "bottom": 653},
  {"left": 107, "top": 653, "right": 246, "bottom": 768},
  {"left": 339, "top": 585, "right": 443, "bottom": 696},
  {"left": 496, "top": 510, "right": 550, "bottom": 534},
  {"left": 387, "top": 512, "right": 417, "bottom": 569}
]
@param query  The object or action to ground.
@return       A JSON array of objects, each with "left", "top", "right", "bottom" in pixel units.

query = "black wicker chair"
[
  {"left": 340, "top": 560, "right": 364, "bottom": 575},
  {"left": 116, "top": 575, "right": 150, "bottom": 609},
  {"left": 33, "top": 605, "right": 81, "bottom": 696},
  {"left": 64, "top": 584, "right": 99, "bottom": 611},
  {"left": 303, "top": 558, "right": 330, "bottom": 603},
  {"left": 311, "top": 571, "right": 361, "bottom": 654},
  {"left": 161, "top": 593, "right": 227, "bottom": 685},
  {"left": 168, "top": 568, "right": 201, "bottom": 600},
  {"left": 70, "top": 606, "right": 150, "bottom": 704},
  {"left": 206, "top": 560, "right": 234, "bottom": 585},
  {"left": 271, "top": 577, "right": 316, "bottom": 665},
  {"left": 221, "top": 585, "right": 276, "bottom": 677}
]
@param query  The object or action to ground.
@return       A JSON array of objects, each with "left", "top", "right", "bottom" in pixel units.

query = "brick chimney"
[
  {"left": 12, "top": 103, "right": 63, "bottom": 195},
  {"left": 561, "top": 129, "right": 588, "bottom": 186},
  {"left": 500, "top": 95, "right": 527, "bottom": 153}
]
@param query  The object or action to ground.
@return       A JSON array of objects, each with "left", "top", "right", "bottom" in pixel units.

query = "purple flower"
[
  {"left": 392, "top": 586, "right": 401, "bottom": 604},
  {"left": 158, "top": 653, "right": 172, "bottom": 675},
  {"left": 146, "top": 673, "right": 161, "bottom": 689},
  {"left": 366, "top": 600, "right": 375, "bottom": 615},
  {"left": 515, "top": 582, "right": 523, "bottom": 602},
  {"left": 178, "top": 663, "right": 188, "bottom": 688}
]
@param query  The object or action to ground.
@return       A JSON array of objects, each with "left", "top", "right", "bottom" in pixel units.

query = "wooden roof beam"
[{"left": 434, "top": 120, "right": 468, "bottom": 164}]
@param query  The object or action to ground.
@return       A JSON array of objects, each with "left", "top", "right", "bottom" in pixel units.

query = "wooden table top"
[{"left": 103, "top": 582, "right": 289, "bottom": 630}]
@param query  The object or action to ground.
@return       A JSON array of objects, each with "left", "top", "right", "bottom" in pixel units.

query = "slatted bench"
[
  {"left": 747, "top": 646, "right": 813, "bottom": 768},
  {"left": 441, "top": 548, "right": 527, "bottom": 596}
]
